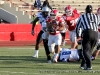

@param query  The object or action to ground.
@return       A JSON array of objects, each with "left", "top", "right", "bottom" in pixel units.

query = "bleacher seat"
[{"left": 3, "top": 0, "right": 100, "bottom": 18}]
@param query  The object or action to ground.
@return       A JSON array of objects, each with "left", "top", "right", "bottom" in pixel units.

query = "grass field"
[{"left": 0, "top": 45, "right": 100, "bottom": 75}]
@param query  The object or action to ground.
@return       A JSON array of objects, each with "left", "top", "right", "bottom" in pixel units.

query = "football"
[{"left": 51, "top": 20, "right": 58, "bottom": 25}]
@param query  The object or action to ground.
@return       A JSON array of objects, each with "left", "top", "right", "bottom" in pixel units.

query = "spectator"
[
  {"left": 20, "top": 0, "right": 42, "bottom": 10},
  {"left": 33, "top": 0, "right": 42, "bottom": 10},
  {"left": 42, "top": 0, "right": 52, "bottom": 10}
]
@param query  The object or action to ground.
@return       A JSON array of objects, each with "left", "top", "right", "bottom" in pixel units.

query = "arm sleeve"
[{"left": 32, "top": 17, "right": 39, "bottom": 30}]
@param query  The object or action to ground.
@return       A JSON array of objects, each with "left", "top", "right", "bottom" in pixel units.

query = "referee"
[{"left": 76, "top": 5, "right": 100, "bottom": 70}]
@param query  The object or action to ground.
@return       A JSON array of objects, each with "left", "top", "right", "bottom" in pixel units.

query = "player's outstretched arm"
[{"left": 31, "top": 17, "right": 39, "bottom": 36}]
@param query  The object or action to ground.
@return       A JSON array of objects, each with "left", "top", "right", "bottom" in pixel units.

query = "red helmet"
[
  {"left": 50, "top": 9, "right": 58, "bottom": 19},
  {"left": 50, "top": 9, "right": 58, "bottom": 16},
  {"left": 64, "top": 5, "right": 73, "bottom": 16},
  {"left": 97, "top": 8, "right": 100, "bottom": 15}
]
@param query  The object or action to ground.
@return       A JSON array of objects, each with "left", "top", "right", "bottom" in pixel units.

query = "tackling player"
[{"left": 31, "top": 6, "right": 51, "bottom": 62}]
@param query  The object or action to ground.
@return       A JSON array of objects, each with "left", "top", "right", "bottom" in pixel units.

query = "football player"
[
  {"left": 46, "top": 9, "right": 66, "bottom": 62},
  {"left": 62, "top": 5, "right": 80, "bottom": 49},
  {"left": 31, "top": 6, "right": 51, "bottom": 62},
  {"left": 92, "top": 7, "right": 100, "bottom": 58},
  {"left": 59, "top": 48, "right": 99, "bottom": 62}
]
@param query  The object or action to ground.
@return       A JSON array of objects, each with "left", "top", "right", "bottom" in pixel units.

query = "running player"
[
  {"left": 62, "top": 5, "right": 80, "bottom": 49},
  {"left": 46, "top": 9, "right": 66, "bottom": 62}
]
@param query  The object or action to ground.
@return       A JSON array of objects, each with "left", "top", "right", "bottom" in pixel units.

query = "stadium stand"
[{"left": 1, "top": 0, "right": 100, "bottom": 23}]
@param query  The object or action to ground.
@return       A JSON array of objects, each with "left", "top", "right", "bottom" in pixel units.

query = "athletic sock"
[
  {"left": 54, "top": 53, "right": 59, "bottom": 59},
  {"left": 35, "top": 50, "right": 39, "bottom": 54}
]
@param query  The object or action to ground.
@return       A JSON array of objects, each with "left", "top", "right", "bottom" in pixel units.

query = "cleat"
[
  {"left": 32, "top": 54, "right": 38, "bottom": 58},
  {"left": 79, "top": 66, "right": 84, "bottom": 69},
  {"left": 53, "top": 56, "right": 58, "bottom": 63},
  {"left": 47, "top": 60, "right": 52, "bottom": 63},
  {"left": 84, "top": 67, "right": 92, "bottom": 70},
  {"left": 91, "top": 56, "right": 95, "bottom": 61}
]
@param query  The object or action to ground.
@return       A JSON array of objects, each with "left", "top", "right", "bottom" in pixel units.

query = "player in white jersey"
[
  {"left": 59, "top": 48, "right": 80, "bottom": 62},
  {"left": 59, "top": 48, "right": 99, "bottom": 62},
  {"left": 31, "top": 6, "right": 51, "bottom": 62}
]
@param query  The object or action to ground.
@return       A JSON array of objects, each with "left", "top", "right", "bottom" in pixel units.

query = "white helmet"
[
  {"left": 42, "top": 6, "right": 50, "bottom": 12},
  {"left": 42, "top": 6, "right": 49, "bottom": 17}
]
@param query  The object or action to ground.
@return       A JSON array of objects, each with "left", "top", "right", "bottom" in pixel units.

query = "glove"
[{"left": 31, "top": 30, "right": 35, "bottom": 36}]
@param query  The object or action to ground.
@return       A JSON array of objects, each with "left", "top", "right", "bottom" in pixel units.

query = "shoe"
[
  {"left": 62, "top": 41, "right": 67, "bottom": 46},
  {"left": 47, "top": 60, "right": 52, "bottom": 63},
  {"left": 80, "top": 63, "right": 87, "bottom": 70},
  {"left": 79, "top": 66, "right": 84, "bottom": 69},
  {"left": 32, "top": 54, "right": 38, "bottom": 58},
  {"left": 84, "top": 67, "right": 92, "bottom": 70},
  {"left": 47, "top": 56, "right": 51, "bottom": 61},
  {"left": 53, "top": 58, "right": 58, "bottom": 63},
  {"left": 53, "top": 56, "right": 58, "bottom": 63},
  {"left": 91, "top": 56, "right": 95, "bottom": 61}
]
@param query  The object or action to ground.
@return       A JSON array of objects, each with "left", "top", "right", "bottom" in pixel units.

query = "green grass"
[{"left": 0, "top": 46, "right": 100, "bottom": 75}]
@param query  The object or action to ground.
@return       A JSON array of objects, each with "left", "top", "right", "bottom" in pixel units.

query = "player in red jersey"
[
  {"left": 46, "top": 9, "right": 66, "bottom": 62},
  {"left": 62, "top": 5, "right": 80, "bottom": 49},
  {"left": 93, "top": 8, "right": 100, "bottom": 57}
]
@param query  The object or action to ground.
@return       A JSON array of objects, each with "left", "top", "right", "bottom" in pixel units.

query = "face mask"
[
  {"left": 50, "top": 14, "right": 56, "bottom": 19},
  {"left": 42, "top": 11, "right": 49, "bottom": 17},
  {"left": 65, "top": 10, "right": 72, "bottom": 16}
]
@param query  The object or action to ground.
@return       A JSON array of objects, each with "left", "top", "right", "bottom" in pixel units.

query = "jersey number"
[
  {"left": 62, "top": 51, "right": 71, "bottom": 55},
  {"left": 70, "top": 20, "right": 75, "bottom": 26}
]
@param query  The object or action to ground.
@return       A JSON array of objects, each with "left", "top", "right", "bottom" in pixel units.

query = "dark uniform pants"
[
  {"left": 81, "top": 29, "right": 98, "bottom": 68},
  {"left": 36, "top": 30, "right": 51, "bottom": 60}
]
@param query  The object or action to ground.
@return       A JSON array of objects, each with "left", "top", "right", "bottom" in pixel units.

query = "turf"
[{"left": 0, "top": 45, "right": 100, "bottom": 75}]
